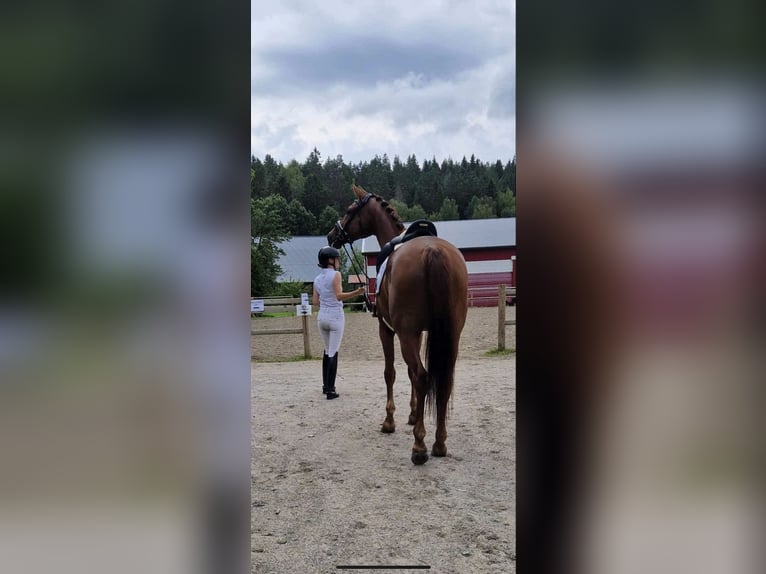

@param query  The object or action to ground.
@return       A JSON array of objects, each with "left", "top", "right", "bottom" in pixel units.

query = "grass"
[
  {"left": 484, "top": 348, "right": 515, "bottom": 357},
  {"left": 252, "top": 355, "right": 320, "bottom": 363}
]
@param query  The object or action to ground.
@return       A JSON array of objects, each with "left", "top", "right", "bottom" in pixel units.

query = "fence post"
[
  {"left": 497, "top": 284, "right": 506, "bottom": 351},
  {"left": 302, "top": 314, "right": 311, "bottom": 359}
]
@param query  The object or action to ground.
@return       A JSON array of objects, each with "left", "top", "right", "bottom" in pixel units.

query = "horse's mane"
[
  {"left": 347, "top": 191, "right": 405, "bottom": 232},
  {"left": 374, "top": 195, "right": 406, "bottom": 232},
  {"left": 350, "top": 183, "right": 405, "bottom": 232}
]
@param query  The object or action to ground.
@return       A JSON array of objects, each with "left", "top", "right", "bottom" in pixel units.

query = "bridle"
[
  {"left": 331, "top": 192, "right": 374, "bottom": 312},
  {"left": 332, "top": 192, "right": 372, "bottom": 248}
]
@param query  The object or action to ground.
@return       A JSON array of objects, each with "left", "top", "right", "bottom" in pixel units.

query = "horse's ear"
[{"left": 353, "top": 184, "right": 367, "bottom": 199}]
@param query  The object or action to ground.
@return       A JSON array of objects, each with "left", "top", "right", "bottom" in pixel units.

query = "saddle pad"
[{"left": 375, "top": 243, "right": 404, "bottom": 296}]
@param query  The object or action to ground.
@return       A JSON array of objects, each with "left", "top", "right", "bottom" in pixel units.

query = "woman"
[{"left": 312, "top": 246, "right": 365, "bottom": 399}]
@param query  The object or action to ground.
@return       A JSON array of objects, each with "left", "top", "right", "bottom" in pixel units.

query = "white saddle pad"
[{"left": 375, "top": 257, "right": 388, "bottom": 296}]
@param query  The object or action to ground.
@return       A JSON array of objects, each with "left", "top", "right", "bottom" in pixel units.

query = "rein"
[
  {"left": 332, "top": 192, "right": 372, "bottom": 245},
  {"left": 342, "top": 242, "right": 373, "bottom": 312},
  {"left": 333, "top": 192, "right": 374, "bottom": 312}
]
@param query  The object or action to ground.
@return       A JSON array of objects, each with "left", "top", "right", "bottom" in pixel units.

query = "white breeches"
[{"left": 317, "top": 314, "right": 345, "bottom": 356}]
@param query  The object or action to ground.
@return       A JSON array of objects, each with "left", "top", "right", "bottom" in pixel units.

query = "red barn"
[{"left": 361, "top": 217, "right": 516, "bottom": 307}]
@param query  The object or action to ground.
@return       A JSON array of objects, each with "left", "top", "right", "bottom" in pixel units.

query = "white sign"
[
  {"left": 300, "top": 293, "right": 309, "bottom": 306},
  {"left": 250, "top": 299, "right": 265, "bottom": 313},
  {"left": 296, "top": 304, "right": 312, "bottom": 317}
]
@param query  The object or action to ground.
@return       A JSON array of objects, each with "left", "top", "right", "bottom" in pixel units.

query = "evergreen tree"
[
  {"left": 469, "top": 196, "right": 498, "bottom": 219},
  {"left": 436, "top": 197, "right": 459, "bottom": 221},
  {"left": 493, "top": 159, "right": 504, "bottom": 180},
  {"left": 391, "top": 155, "right": 405, "bottom": 201},
  {"left": 360, "top": 155, "right": 393, "bottom": 197},
  {"left": 303, "top": 173, "right": 328, "bottom": 217},
  {"left": 401, "top": 154, "right": 420, "bottom": 205},
  {"left": 417, "top": 159, "right": 442, "bottom": 214},
  {"left": 286, "top": 200, "right": 318, "bottom": 235},
  {"left": 251, "top": 152, "right": 515, "bottom": 223},
  {"left": 283, "top": 160, "right": 306, "bottom": 202},
  {"left": 322, "top": 155, "right": 354, "bottom": 212},
  {"left": 275, "top": 174, "right": 291, "bottom": 200},
  {"left": 467, "top": 195, "right": 479, "bottom": 219},
  {"left": 262, "top": 154, "right": 281, "bottom": 196},
  {"left": 498, "top": 158, "right": 516, "bottom": 195},
  {"left": 317, "top": 205, "right": 340, "bottom": 236},
  {"left": 485, "top": 178, "right": 498, "bottom": 200},
  {"left": 302, "top": 147, "right": 323, "bottom": 180},
  {"left": 388, "top": 199, "right": 409, "bottom": 222},
  {"left": 251, "top": 195, "right": 290, "bottom": 295},
  {"left": 497, "top": 188, "right": 516, "bottom": 217},
  {"left": 251, "top": 157, "right": 266, "bottom": 198},
  {"left": 452, "top": 167, "right": 476, "bottom": 218},
  {"left": 407, "top": 204, "right": 427, "bottom": 221}
]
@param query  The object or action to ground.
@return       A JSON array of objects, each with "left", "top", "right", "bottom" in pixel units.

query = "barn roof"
[
  {"left": 274, "top": 218, "right": 515, "bottom": 282},
  {"left": 360, "top": 217, "right": 516, "bottom": 254},
  {"left": 275, "top": 236, "right": 363, "bottom": 283}
]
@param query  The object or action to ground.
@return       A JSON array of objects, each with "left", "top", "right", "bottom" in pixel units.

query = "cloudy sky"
[{"left": 251, "top": 0, "right": 515, "bottom": 165}]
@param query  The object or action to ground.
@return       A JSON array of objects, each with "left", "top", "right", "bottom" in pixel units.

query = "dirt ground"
[{"left": 251, "top": 307, "right": 516, "bottom": 573}]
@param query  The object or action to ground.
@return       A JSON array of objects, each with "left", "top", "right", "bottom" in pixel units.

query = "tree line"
[
  {"left": 251, "top": 148, "right": 515, "bottom": 295},
  {"left": 251, "top": 148, "right": 515, "bottom": 235}
]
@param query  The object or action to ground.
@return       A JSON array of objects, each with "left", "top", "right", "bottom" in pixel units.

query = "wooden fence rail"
[
  {"left": 469, "top": 285, "right": 516, "bottom": 307},
  {"left": 251, "top": 296, "right": 301, "bottom": 315},
  {"left": 251, "top": 316, "right": 311, "bottom": 359},
  {"left": 250, "top": 294, "right": 367, "bottom": 361},
  {"left": 251, "top": 296, "right": 311, "bottom": 358},
  {"left": 497, "top": 284, "right": 516, "bottom": 351}
]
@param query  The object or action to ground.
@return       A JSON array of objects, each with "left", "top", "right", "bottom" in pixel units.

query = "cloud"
[
  {"left": 488, "top": 63, "right": 516, "bottom": 119},
  {"left": 252, "top": 0, "right": 515, "bottom": 164},
  {"left": 255, "top": 38, "right": 482, "bottom": 92}
]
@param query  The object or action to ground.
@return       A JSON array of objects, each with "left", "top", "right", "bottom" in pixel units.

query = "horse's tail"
[{"left": 423, "top": 245, "right": 457, "bottom": 417}]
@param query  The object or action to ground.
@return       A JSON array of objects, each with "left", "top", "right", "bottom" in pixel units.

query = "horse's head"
[{"left": 326, "top": 184, "right": 376, "bottom": 248}]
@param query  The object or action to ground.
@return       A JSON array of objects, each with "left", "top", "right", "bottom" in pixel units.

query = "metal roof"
[
  {"left": 274, "top": 218, "right": 515, "bottom": 282},
  {"left": 275, "top": 236, "right": 363, "bottom": 283},
  {"left": 360, "top": 217, "right": 516, "bottom": 254}
]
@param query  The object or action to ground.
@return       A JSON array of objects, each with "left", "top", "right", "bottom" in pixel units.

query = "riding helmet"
[{"left": 317, "top": 246, "right": 341, "bottom": 267}]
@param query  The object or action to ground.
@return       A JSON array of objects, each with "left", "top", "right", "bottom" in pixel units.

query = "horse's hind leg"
[
  {"left": 432, "top": 383, "right": 450, "bottom": 457},
  {"left": 407, "top": 332, "right": 423, "bottom": 426},
  {"left": 399, "top": 333, "right": 429, "bottom": 465},
  {"left": 432, "top": 342, "right": 456, "bottom": 457},
  {"left": 379, "top": 322, "right": 397, "bottom": 434}
]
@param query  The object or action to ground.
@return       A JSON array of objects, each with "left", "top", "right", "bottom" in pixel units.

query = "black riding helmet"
[{"left": 317, "top": 246, "right": 341, "bottom": 268}]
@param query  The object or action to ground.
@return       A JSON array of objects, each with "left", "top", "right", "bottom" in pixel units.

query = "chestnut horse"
[{"left": 327, "top": 184, "right": 468, "bottom": 465}]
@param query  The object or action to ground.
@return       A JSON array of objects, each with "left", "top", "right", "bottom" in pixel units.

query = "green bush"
[{"left": 270, "top": 280, "right": 309, "bottom": 298}]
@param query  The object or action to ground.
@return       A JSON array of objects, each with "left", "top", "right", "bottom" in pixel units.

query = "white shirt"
[{"left": 313, "top": 268, "right": 343, "bottom": 319}]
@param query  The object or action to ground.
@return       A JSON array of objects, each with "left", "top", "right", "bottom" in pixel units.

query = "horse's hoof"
[
  {"left": 381, "top": 422, "right": 395, "bottom": 433},
  {"left": 411, "top": 450, "right": 429, "bottom": 465},
  {"left": 407, "top": 414, "right": 416, "bottom": 425},
  {"left": 431, "top": 444, "right": 447, "bottom": 457}
]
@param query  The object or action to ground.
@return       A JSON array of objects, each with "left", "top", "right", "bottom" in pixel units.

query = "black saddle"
[{"left": 376, "top": 219, "right": 438, "bottom": 272}]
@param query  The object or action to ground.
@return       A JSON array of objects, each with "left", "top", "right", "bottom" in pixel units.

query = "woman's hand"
[{"left": 354, "top": 287, "right": 366, "bottom": 296}]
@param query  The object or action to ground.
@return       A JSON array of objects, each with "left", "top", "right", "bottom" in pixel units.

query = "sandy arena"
[{"left": 251, "top": 306, "right": 515, "bottom": 573}]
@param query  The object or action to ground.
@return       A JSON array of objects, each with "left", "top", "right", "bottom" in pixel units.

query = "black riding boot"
[
  {"left": 322, "top": 353, "right": 329, "bottom": 394},
  {"left": 326, "top": 353, "right": 339, "bottom": 400}
]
